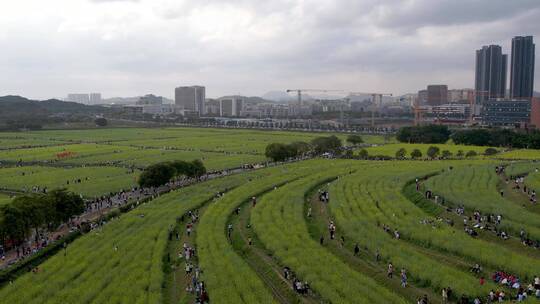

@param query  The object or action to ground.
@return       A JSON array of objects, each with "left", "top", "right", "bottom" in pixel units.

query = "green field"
[
  {"left": 0, "top": 193, "right": 12, "bottom": 205},
  {"left": 0, "top": 166, "right": 139, "bottom": 198},
  {"left": 1, "top": 127, "right": 540, "bottom": 304},
  {"left": 496, "top": 149, "right": 540, "bottom": 160}
]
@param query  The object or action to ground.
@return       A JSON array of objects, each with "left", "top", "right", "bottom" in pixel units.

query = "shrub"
[
  {"left": 346, "top": 134, "right": 364, "bottom": 145},
  {"left": 426, "top": 146, "right": 440, "bottom": 159},
  {"left": 395, "top": 148, "right": 407, "bottom": 159},
  {"left": 484, "top": 148, "right": 498, "bottom": 156},
  {"left": 410, "top": 149, "right": 422, "bottom": 159},
  {"left": 465, "top": 150, "right": 478, "bottom": 158}
]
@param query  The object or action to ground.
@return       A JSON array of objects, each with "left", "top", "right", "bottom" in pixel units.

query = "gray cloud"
[{"left": 0, "top": 0, "right": 538, "bottom": 99}]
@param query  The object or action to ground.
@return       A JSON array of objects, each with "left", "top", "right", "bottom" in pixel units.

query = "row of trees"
[
  {"left": 265, "top": 135, "right": 350, "bottom": 162},
  {"left": 138, "top": 160, "right": 207, "bottom": 188},
  {"left": 395, "top": 147, "right": 483, "bottom": 159},
  {"left": 451, "top": 129, "right": 540, "bottom": 149},
  {"left": 397, "top": 125, "right": 540, "bottom": 149},
  {"left": 397, "top": 125, "right": 451, "bottom": 144},
  {"left": 0, "top": 189, "right": 85, "bottom": 247}
]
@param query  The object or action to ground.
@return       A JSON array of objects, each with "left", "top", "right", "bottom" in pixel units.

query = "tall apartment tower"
[
  {"left": 475, "top": 45, "right": 507, "bottom": 107},
  {"left": 510, "top": 36, "right": 535, "bottom": 99},
  {"left": 175, "top": 86, "right": 206, "bottom": 115}
]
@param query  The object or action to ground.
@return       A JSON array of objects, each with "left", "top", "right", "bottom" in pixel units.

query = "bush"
[
  {"left": 465, "top": 150, "right": 478, "bottom": 158},
  {"left": 346, "top": 135, "right": 364, "bottom": 145},
  {"left": 426, "top": 146, "right": 440, "bottom": 159},
  {"left": 484, "top": 148, "right": 498, "bottom": 156},
  {"left": 395, "top": 148, "right": 407, "bottom": 159},
  {"left": 311, "top": 136, "right": 343, "bottom": 155},
  {"left": 411, "top": 149, "right": 422, "bottom": 159},
  {"left": 358, "top": 149, "right": 369, "bottom": 159},
  {"left": 265, "top": 143, "right": 298, "bottom": 162},
  {"left": 138, "top": 163, "right": 177, "bottom": 188},
  {"left": 441, "top": 150, "right": 452, "bottom": 159}
]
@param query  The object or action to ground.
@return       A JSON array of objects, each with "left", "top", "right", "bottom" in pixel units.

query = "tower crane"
[
  {"left": 285, "top": 89, "right": 342, "bottom": 106},
  {"left": 347, "top": 92, "right": 393, "bottom": 127}
]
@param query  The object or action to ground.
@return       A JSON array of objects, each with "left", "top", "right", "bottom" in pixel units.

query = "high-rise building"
[
  {"left": 475, "top": 45, "right": 507, "bottom": 107},
  {"left": 89, "top": 93, "right": 102, "bottom": 105},
  {"left": 66, "top": 94, "right": 90, "bottom": 104},
  {"left": 510, "top": 36, "right": 535, "bottom": 99},
  {"left": 218, "top": 96, "right": 244, "bottom": 117},
  {"left": 426, "top": 85, "right": 448, "bottom": 106},
  {"left": 175, "top": 86, "right": 206, "bottom": 115}
]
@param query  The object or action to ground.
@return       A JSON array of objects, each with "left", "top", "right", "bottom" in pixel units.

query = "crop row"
[
  {"left": 251, "top": 164, "right": 408, "bottom": 303},
  {"left": 0, "top": 173, "right": 253, "bottom": 303},
  {"left": 195, "top": 160, "right": 336, "bottom": 303},
  {"left": 0, "top": 165, "right": 139, "bottom": 198},
  {"left": 329, "top": 162, "right": 540, "bottom": 295},
  {"left": 425, "top": 164, "right": 540, "bottom": 240}
]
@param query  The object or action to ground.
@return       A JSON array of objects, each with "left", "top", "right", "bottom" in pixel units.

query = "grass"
[
  {"left": 195, "top": 161, "right": 324, "bottom": 304},
  {"left": 0, "top": 172, "right": 254, "bottom": 303},
  {"left": 425, "top": 163, "right": 540, "bottom": 240},
  {"left": 0, "top": 166, "right": 140, "bottom": 198},
  {"left": 497, "top": 149, "right": 540, "bottom": 160},
  {"left": 251, "top": 164, "right": 409, "bottom": 303},
  {"left": 0, "top": 193, "right": 12, "bottom": 205}
]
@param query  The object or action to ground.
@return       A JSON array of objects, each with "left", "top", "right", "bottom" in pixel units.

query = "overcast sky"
[{"left": 1, "top": 0, "right": 539, "bottom": 99}]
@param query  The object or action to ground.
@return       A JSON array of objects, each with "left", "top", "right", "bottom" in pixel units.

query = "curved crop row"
[
  {"left": 329, "top": 162, "right": 540, "bottom": 295},
  {"left": 425, "top": 164, "right": 540, "bottom": 240},
  {"left": 251, "top": 165, "right": 408, "bottom": 304},
  {"left": 0, "top": 174, "right": 252, "bottom": 303},
  {"left": 196, "top": 160, "right": 338, "bottom": 303}
]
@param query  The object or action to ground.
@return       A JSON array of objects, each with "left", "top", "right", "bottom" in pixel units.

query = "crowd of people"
[{"left": 283, "top": 266, "right": 311, "bottom": 296}]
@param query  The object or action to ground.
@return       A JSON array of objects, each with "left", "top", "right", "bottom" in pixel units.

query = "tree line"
[
  {"left": 397, "top": 124, "right": 540, "bottom": 149},
  {"left": 451, "top": 129, "right": 540, "bottom": 149},
  {"left": 138, "top": 159, "right": 207, "bottom": 188},
  {"left": 0, "top": 189, "right": 85, "bottom": 248},
  {"left": 265, "top": 135, "right": 364, "bottom": 162}
]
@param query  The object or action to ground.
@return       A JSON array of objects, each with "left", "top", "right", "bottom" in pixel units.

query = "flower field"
[{"left": 1, "top": 127, "right": 540, "bottom": 304}]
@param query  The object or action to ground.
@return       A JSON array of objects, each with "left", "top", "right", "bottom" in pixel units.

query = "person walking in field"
[
  {"left": 354, "top": 243, "right": 360, "bottom": 256},
  {"left": 387, "top": 262, "right": 393, "bottom": 278},
  {"left": 442, "top": 288, "right": 448, "bottom": 304},
  {"left": 401, "top": 268, "right": 407, "bottom": 287},
  {"left": 227, "top": 224, "right": 233, "bottom": 240}
]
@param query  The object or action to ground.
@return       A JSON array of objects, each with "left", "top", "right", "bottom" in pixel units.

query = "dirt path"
[{"left": 230, "top": 196, "right": 322, "bottom": 304}]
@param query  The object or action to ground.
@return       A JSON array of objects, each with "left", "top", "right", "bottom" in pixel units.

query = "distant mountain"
[
  {"left": 261, "top": 91, "right": 295, "bottom": 103},
  {"left": 0, "top": 95, "right": 109, "bottom": 119},
  {"left": 216, "top": 95, "right": 273, "bottom": 104}
]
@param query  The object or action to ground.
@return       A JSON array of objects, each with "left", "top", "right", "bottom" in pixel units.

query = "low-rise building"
[{"left": 482, "top": 99, "right": 531, "bottom": 126}]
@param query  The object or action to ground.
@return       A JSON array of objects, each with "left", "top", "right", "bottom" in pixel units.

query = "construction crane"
[
  {"left": 348, "top": 92, "right": 393, "bottom": 127},
  {"left": 285, "top": 89, "right": 342, "bottom": 106}
]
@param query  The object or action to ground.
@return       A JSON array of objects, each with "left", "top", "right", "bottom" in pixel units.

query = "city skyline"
[{"left": 1, "top": 0, "right": 539, "bottom": 100}]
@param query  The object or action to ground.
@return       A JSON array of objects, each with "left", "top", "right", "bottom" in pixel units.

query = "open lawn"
[
  {"left": 0, "top": 166, "right": 139, "bottom": 198},
  {"left": 0, "top": 193, "right": 12, "bottom": 205},
  {"left": 1, "top": 127, "right": 540, "bottom": 304}
]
